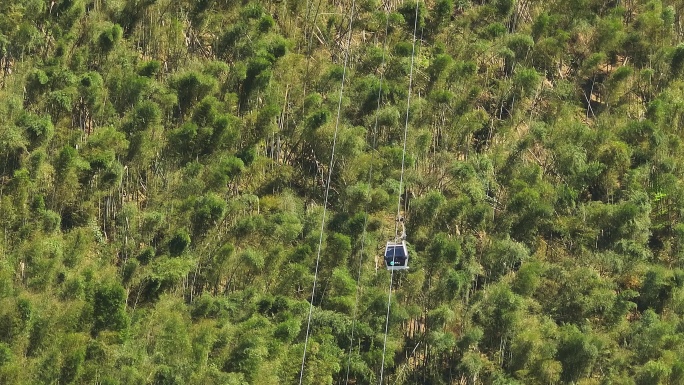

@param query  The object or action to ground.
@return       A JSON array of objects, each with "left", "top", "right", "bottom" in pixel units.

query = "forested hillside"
[{"left": 2, "top": 0, "right": 684, "bottom": 384}]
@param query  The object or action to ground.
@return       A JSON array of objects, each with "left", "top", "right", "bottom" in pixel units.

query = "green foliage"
[
  {"left": 398, "top": 1, "right": 428, "bottom": 31},
  {"left": 2, "top": 1, "right": 684, "bottom": 384},
  {"left": 554, "top": 324, "right": 599, "bottom": 383},
  {"left": 171, "top": 71, "right": 218, "bottom": 117},
  {"left": 93, "top": 281, "right": 129, "bottom": 335},
  {"left": 168, "top": 229, "right": 191, "bottom": 257},
  {"left": 192, "top": 193, "right": 226, "bottom": 237},
  {"left": 495, "top": 0, "right": 515, "bottom": 17},
  {"left": 97, "top": 24, "right": 123, "bottom": 54},
  {"left": 671, "top": 44, "right": 684, "bottom": 76},
  {"left": 432, "top": 0, "right": 454, "bottom": 27},
  {"left": 17, "top": 111, "right": 53, "bottom": 149},
  {"left": 138, "top": 60, "right": 161, "bottom": 77},
  {"left": 125, "top": 100, "right": 161, "bottom": 133}
]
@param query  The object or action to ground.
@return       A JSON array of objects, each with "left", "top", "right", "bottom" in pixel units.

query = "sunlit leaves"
[
  {"left": 171, "top": 71, "right": 218, "bottom": 117},
  {"left": 4, "top": 1, "right": 684, "bottom": 384}
]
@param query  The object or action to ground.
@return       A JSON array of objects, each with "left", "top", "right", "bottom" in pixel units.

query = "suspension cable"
[
  {"left": 299, "top": 3, "right": 356, "bottom": 384},
  {"left": 379, "top": 1, "right": 420, "bottom": 384},
  {"left": 343, "top": 5, "right": 392, "bottom": 384}
]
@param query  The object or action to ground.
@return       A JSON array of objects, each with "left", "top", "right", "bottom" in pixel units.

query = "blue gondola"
[{"left": 384, "top": 240, "right": 409, "bottom": 270}]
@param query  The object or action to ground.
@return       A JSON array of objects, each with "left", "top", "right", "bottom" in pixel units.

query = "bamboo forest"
[{"left": 3, "top": 0, "right": 684, "bottom": 384}]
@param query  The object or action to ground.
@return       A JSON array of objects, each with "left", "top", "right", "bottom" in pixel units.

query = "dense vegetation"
[{"left": 2, "top": 0, "right": 684, "bottom": 384}]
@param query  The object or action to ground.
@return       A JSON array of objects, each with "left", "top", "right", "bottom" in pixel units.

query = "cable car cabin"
[{"left": 384, "top": 241, "right": 409, "bottom": 271}]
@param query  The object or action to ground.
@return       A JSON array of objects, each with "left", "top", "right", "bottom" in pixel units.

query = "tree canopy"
[{"left": 1, "top": 0, "right": 684, "bottom": 384}]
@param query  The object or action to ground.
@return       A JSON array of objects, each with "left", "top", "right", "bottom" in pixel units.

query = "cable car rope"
[
  {"left": 379, "top": 1, "right": 421, "bottom": 384},
  {"left": 343, "top": 6, "right": 392, "bottom": 384},
  {"left": 299, "top": 2, "right": 356, "bottom": 384}
]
